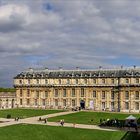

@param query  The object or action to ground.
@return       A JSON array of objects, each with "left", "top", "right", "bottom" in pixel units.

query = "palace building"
[
  {"left": 0, "top": 92, "right": 16, "bottom": 109},
  {"left": 14, "top": 67, "right": 140, "bottom": 113}
]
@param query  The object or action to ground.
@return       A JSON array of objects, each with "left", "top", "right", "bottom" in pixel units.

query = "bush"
[{"left": 7, "top": 114, "right": 11, "bottom": 119}]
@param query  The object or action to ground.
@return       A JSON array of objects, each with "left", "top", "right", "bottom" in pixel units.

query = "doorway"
[{"left": 80, "top": 100, "right": 85, "bottom": 109}]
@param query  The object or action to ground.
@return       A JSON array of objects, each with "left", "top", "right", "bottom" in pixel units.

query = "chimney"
[
  {"left": 59, "top": 67, "right": 63, "bottom": 70},
  {"left": 29, "top": 68, "right": 33, "bottom": 72},
  {"left": 121, "top": 65, "right": 123, "bottom": 69},
  {"left": 99, "top": 66, "right": 102, "bottom": 69},
  {"left": 76, "top": 67, "right": 80, "bottom": 70},
  {"left": 45, "top": 67, "right": 49, "bottom": 70},
  {"left": 133, "top": 65, "right": 136, "bottom": 69}
]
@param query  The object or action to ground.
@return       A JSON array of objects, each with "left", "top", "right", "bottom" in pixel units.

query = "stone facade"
[
  {"left": 0, "top": 92, "right": 16, "bottom": 109},
  {"left": 14, "top": 68, "right": 140, "bottom": 112}
]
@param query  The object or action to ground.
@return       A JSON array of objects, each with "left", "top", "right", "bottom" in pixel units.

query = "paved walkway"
[{"left": 0, "top": 111, "right": 138, "bottom": 132}]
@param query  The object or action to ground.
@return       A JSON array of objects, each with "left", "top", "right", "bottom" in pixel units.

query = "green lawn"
[
  {"left": 0, "top": 109, "right": 64, "bottom": 119},
  {"left": 0, "top": 124, "right": 126, "bottom": 140},
  {"left": 48, "top": 111, "right": 140, "bottom": 125}
]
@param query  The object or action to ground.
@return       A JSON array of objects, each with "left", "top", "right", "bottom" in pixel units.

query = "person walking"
[
  {"left": 44, "top": 118, "right": 47, "bottom": 124},
  {"left": 73, "top": 123, "right": 76, "bottom": 128},
  {"left": 60, "top": 120, "right": 63, "bottom": 126},
  {"left": 62, "top": 119, "right": 65, "bottom": 126}
]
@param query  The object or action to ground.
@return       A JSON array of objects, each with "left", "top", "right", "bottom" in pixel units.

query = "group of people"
[
  {"left": 99, "top": 118, "right": 139, "bottom": 132},
  {"left": 15, "top": 117, "right": 20, "bottom": 121},
  {"left": 100, "top": 118, "right": 123, "bottom": 127},
  {"left": 38, "top": 117, "right": 48, "bottom": 124}
]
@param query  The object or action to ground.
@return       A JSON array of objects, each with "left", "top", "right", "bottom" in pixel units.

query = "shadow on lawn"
[{"left": 121, "top": 131, "right": 140, "bottom": 140}]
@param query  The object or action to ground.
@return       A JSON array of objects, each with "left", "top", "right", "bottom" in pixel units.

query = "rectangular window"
[
  {"left": 45, "top": 91, "right": 48, "bottom": 98},
  {"left": 125, "top": 91, "right": 129, "bottom": 100},
  {"left": 72, "top": 89, "right": 75, "bottom": 97},
  {"left": 63, "top": 99, "right": 66, "bottom": 106},
  {"left": 135, "top": 102, "right": 139, "bottom": 110},
  {"left": 102, "top": 102, "right": 105, "bottom": 110},
  {"left": 55, "top": 99, "right": 58, "bottom": 106},
  {"left": 63, "top": 89, "right": 67, "bottom": 97},
  {"left": 20, "top": 99, "right": 22, "bottom": 105},
  {"left": 76, "top": 79, "right": 78, "bottom": 84},
  {"left": 27, "top": 99, "right": 30, "bottom": 105},
  {"left": 136, "top": 78, "right": 139, "bottom": 84},
  {"left": 84, "top": 79, "right": 87, "bottom": 84},
  {"left": 93, "top": 79, "right": 96, "bottom": 84},
  {"left": 54, "top": 89, "right": 58, "bottom": 97},
  {"left": 102, "top": 91, "right": 105, "bottom": 99},
  {"left": 102, "top": 79, "right": 106, "bottom": 84},
  {"left": 67, "top": 79, "right": 70, "bottom": 84},
  {"left": 111, "top": 102, "right": 114, "bottom": 110},
  {"left": 45, "top": 79, "right": 48, "bottom": 84},
  {"left": 36, "top": 91, "right": 39, "bottom": 98},
  {"left": 28, "top": 79, "right": 30, "bottom": 85},
  {"left": 37, "top": 79, "right": 39, "bottom": 84},
  {"left": 81, "top": 88, "right": 85, "bottom": 97},
  {"left": 135, "top": 91, "right": 139, "bottom": 100},
  {"left": 72, "top": 100, "right": 76, "bottom": 106},
  {"left": 20, "top": 89, "right": 22, "bottom": 97},
  {"left": 111, "top": 91, "right": 115, "bottom": 100},
  {"left": 59, "top": 79, "right": 61, "bottom": 84},
  {"left": 111, "top": 79, "right": 115, "bottom": 84},
  {"left": 93, "top": 91, "right": 96, "bottom": 98},
  {"left": 126, "top": 79, "right": 129, "bottom": 84},
  {"left": 19, "top": 80, "right": 22, "bottom": 84},
  {"left": 34, "top": 99, "right": 38, "bottom": 106},
  {"left": 125, "top": 102, "right": 129, "bottom": 110},
  {"left": 42, "top": 99, "right": 45, "bottom": 106},
  {"left": 27, "top": 89, "right": 30, "bottom": 97}
]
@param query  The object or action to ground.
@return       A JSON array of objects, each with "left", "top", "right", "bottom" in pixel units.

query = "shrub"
[{"left": 7, "top": 114, "right": 11, "bottom": 119}]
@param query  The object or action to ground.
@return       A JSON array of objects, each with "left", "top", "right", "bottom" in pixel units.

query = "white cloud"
[{"left": 0, "top": 0, "right": 140, "bottom": 86}]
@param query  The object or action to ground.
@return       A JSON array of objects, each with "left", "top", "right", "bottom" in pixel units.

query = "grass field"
[
  {"left": 0, "top": 109, "right": 64, "bottom": 119},
  {"left": 0, "top": 124, "right": 126, "bottom": 140},
  {"left": 48, "top": 111, "right": 140, "bottom": 125}
]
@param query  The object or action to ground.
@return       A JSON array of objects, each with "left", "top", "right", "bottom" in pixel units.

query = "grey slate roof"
[{"left": 14, "top": 68, "right": 140, "bottom": 79}]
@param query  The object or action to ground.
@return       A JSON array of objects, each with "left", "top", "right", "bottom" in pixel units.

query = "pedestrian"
[
  {"left": 44, "top": 118, "right": 47, "bottom": 124},
  {"left": 73, "top": 123, "right": 76, "bottom": 128},
  {"left": 62, "top": 119, "right": 65, "bottom": 126},
  {"left": 60, "top": 120, "right": 63, "bottom": 126},
  {"left": 39, "top": 117, "right": 41, "bottom": 121}
]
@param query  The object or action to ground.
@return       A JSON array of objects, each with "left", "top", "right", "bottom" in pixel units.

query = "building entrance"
[{"left": 80, "top": 100, "right": 85, "bottom": 109}]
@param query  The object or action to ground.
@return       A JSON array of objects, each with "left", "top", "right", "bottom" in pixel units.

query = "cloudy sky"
[{"left": 0, "top": 0, "right": 140, "bottom": 87}]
